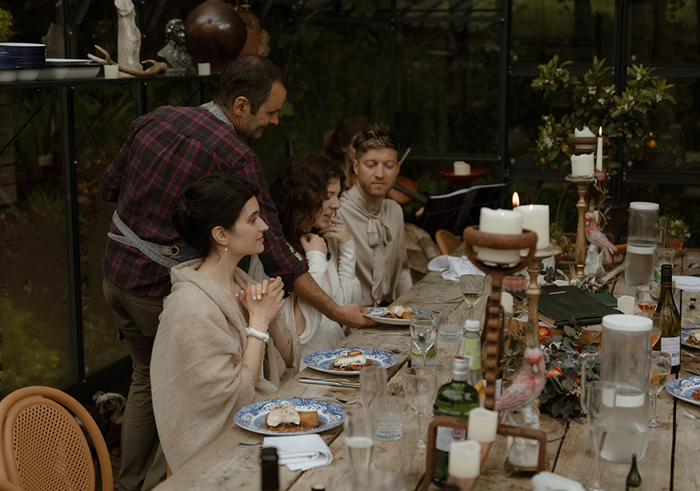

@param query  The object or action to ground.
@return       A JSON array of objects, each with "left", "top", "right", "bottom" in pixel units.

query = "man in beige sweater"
[{"left": 337, "top": 124, "right": 412, "bottom": 307}]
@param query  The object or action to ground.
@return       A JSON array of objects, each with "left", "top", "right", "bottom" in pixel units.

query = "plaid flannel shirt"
[{"left": 101, "top": 105, "right": 307, "bottom": 298}]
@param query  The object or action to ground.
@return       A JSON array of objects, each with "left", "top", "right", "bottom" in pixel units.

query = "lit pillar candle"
[
  {"left": 467, "top": 407, "right": 499, "bottom": 443},
  {"left": 448, "top": 440, "right": 481, "bottom": 479},
  {"left": 570, "top": 153, "right": 594, "bottom": 176},
  {"left": 596, "top": 126, "right": 604, "bottom": 172},
  {"left": 454, "top": 161, "right": 470, "bottom": 176},
  {"left": 477, "top": 208, "right": 523, "bottom": 264},
  {"left": 515, "top": 204, "right": 550, "bottom": 249}
]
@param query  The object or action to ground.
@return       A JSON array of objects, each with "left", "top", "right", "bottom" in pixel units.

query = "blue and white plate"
[
  {"left": 666, "top": 376, "right": 700, "bottom": 407},
  {"left": 362, "top": 307, "right": 433, "bottom": 325},
  {"left": 681, "top": 328, "right": 700, "bottom": 350},
  {"left": 234, "top": 398, "right": 344, "bottom": 436},
  {"left": 304, "top": 348, "right": 398, "bottom": 375}
]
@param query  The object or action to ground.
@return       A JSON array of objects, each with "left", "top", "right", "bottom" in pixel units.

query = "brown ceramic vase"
[{"left": 184, "top": 0, "right": 248, "bottom": 73}]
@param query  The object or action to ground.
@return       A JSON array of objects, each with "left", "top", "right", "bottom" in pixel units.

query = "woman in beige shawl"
[{"left": 151, "top": 173, "right": 299, "bottom": 472}]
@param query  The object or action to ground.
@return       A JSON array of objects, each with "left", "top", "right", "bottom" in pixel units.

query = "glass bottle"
[
  {"left": 625, "top": 453, "right": 642, "bottom": 490},
  {"left": 432, "top": 356, "right": 480, "bottom": 486},
  {"left": 261, "top": 447, "right": 279, "bottom": 491},
  {"left": 654, "top": 264, "right": 681, "bottom": 374}
]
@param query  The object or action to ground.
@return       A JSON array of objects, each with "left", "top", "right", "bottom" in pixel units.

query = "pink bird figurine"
[
  {"left": 585, "top": 211, "right": 617, "bottom": 263},
  {"left": 495, "top": 347, "right": 546, "bottom": 413}
]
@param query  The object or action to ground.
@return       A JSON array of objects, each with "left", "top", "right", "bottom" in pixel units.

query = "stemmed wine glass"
[
  {"left": 409, "top": 313, "right": 438, "bottom": 368},
  {"left": 402, "top": 367, "right": 437, "bottom": 452},
  {"left": 359, "top": 366, "right": 388, "bottom": 436},
  {"left": 649, "top": 351, "right": 672, "bottom": 429},
  {"left": 582, "top": 380, "right": 616, "bottom": 491},
  {"left": 460, "top": 274, "right": 485, "bottom": 319},
  {"left": 635, "top": 285, "right": 658, "bottom": 313}
]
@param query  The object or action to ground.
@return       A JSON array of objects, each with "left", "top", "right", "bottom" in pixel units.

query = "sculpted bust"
[{"left": 157, "top": 19, "right": 195, "bottom": 75}]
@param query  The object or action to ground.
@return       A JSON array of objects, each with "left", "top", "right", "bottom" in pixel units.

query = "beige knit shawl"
[{"left": 151, "top": 259, "right": 300, "bottom": 471}]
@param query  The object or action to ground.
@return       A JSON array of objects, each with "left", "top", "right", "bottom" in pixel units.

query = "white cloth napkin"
[
  {"left": 672, "top": 276, "right": 700, "bottom": 293},
  {"left": 262, "top": 434, "right": 333, "bottom": 471},
  {"left": 428, "top": 255, "right": 485, "bottom": 282}
]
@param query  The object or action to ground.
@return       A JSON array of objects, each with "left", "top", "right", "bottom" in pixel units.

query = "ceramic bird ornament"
[
  {"left": 585, "top": 211, "right": 617, "bottom": 263},
  {"left": 495, "top": 347, "right": 546, "bottom": 413}
]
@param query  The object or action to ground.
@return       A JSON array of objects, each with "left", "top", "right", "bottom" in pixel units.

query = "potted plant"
[{"left": 665, "top": 216, "right": 690, "bottom": 251}]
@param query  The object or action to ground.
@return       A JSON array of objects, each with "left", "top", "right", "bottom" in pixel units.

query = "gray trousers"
[{"left": 103, "top": 276, "right": 167, "bottom": 491}]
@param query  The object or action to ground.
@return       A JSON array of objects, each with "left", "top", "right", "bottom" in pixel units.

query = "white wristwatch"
[{"left": 245, "top": 327, "right": 270, "bottom": 343}]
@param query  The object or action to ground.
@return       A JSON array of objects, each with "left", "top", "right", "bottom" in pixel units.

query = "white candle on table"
[
  {"left": 468, "top": 407, "right": 499, "bottom": 442},
  {"left": 514, "top": 204, "right": 550, "bottom": 250},
  {"left": 448, "top": 440, "right": 481, "bottom": 479},
  {"left": 477, "top": 208, "right": 523, "bottom": 264},
  {"left": 454, "top": 161, "right": 470, "bottom": 176},
  {"left": 104, "top": 64, "right": 119, "bottom": 79},
  {"left": 570, "top": 153, "right": 594, "bottom": 176},
  {"left": 575, "top": 126, "right": 596, "bottom": 152},
  {"left": 617, "top": 295, "right": 636, "bottom": 315},
  {"left": 198, "top": 63, "right": 211, "bottom": 76},
  {"left": 596, "top": 126, "right": 603, "bottom": 172}
]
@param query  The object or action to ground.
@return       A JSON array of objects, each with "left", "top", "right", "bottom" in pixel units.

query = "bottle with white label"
[
  {"left": 432, "top": 356, "right": 480, "bottom": 486},
  {"left": 654, "top": 264, "right": 681, "bottom": 373}
]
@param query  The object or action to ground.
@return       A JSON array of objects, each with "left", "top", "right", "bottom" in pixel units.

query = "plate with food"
[
  {"left": 303, "top": 348, "right": 398, "bottom": 375},
  {"left": 362, "top": 306, "right": 432, "bottom": 325},
  {"left": 666, "top": 376, "right": 700, "bottom": 407},
  {"left": 234, "top": 398, "right": 345, "bottom": 436},
  {"left": 681, "top": 328, "right": 700, "bottom": 350}
]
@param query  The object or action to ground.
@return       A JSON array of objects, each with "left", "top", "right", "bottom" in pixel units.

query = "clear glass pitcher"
[{"left": 582, "top": 314, "right": 652, "bottom": 463}]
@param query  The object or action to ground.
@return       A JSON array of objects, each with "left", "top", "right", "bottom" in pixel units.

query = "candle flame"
[
  {"left": 529, "top": 204, "right": 534, "bottom": 211},
  {"left": 599, "top": 126, "right": 603, "bottom": 136},
  {"left": 512, "top": 192, "right": 520, "bottom": 207}
]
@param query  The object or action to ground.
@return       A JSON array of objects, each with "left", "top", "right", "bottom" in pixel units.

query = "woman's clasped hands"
[{"left": 239, "top": 276, "right": 285, "bottom": 328}]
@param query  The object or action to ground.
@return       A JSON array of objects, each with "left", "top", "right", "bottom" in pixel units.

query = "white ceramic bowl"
[
  {"left": 65, "top": 65, "right": 100, "bottom": 80},
  {"left": 38, "top": 67, "right": 69, "bottom": 80},
  {"left": 16, "top": 69, "right": 39, "bottom": 81},
  {"left": 0, "top": 70, "right": 18, "bottom": 83}
]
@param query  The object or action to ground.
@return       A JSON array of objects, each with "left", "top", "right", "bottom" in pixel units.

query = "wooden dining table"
[{"left": 155, "top": 251, "right": 700, "bottom": 491}]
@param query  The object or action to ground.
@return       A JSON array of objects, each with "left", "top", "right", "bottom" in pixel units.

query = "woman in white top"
[{"left": 254, "top": 151, "right": 361, "bottom": 368}]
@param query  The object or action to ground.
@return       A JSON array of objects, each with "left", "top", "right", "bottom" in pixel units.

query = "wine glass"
[
  {"left": 409, "top": 313, "right": 438, "bottom": 368},
  {"left": 402, "top": 367, "right": 437, "bottom": 452},
  {"left": 653, "top": 248, "right": 675, "bottom": 277},
  {"left": 344, "top": 405, "right": 375, "bottom": 472},
  {"left": 460, "top": 274, "right": 485, "bottom": 319},
  {"left": 582, "top": 380, "right": 616, "bottom": 491},
  {"left": 635, "top": 285, "right": 657, "bottom": 313},
  {"left": 649, "top": 351, "right": 672, "bottom": 429},
  {"left": 359, "top": 366, "right": 387, "bottom": 436}
]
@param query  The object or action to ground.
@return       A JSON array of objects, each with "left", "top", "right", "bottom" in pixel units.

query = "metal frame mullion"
[
  {"left": 611, "top": 0, "right": 632, "bottom": 201},
  {"left": 497, "top": 0, "right": 512, "bottom": 183},
  {"left": 296, "top": 49, "right": 332, "bottom": 130},
  {"left": 355, "top": 30, "right": 392, "bottom": 116},
  {"left": 389, "top": 0, "right": 397, "bottom": 130},
  {"left": 60, "top": 85, "right": 84, "bottom": 383}
]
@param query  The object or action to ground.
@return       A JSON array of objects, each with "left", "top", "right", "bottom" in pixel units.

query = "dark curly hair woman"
[{"left": 250, "top": 151, "right": 361, "bottom": 368}]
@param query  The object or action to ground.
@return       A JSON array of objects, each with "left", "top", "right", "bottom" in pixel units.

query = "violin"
[{"left": 349, "top": 174, "right": 418, "bottom": 206}]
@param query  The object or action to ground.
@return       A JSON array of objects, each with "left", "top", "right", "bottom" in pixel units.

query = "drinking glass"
[
  {"left": 409, "top": 314, "right": 438, "bottom": 368},
  {"left": 637, "top": 311, "right": 663, "bottom": 348},
  {"left": 653, "top": 248, "right": 675, "bottom": 276},
  {"left": 359, "top": 366, "right": 387, "bottom": 435},
  {"left": 344, "top": 405, "right": 375, "bottom": 472},
  {"left": 402, "top": 367, "right": 438, "bottom": 452},
  {"left": 350, "top": 469, "right": 402, "bottom": 491},
  {"left": 440, "top": 310, "right": 465, "bottom": 343},
  {"left": 460, "top": 274, "right": 485, "bottom": 319},
  {"left": 649, "top": 351, "right": 672, "bottom": 429},
  {"left": 582, "top": 380, "right": 616, "bottom": 491},
  {"left": 635, "top": 285, "right": 657, "bottom": 313}
]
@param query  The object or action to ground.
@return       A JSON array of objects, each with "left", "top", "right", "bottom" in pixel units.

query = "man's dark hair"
[
  {"left": 213, "top": 55, "right": 287, "bottom": 115},
  {"left": 353, "top": 123, "right": 400, "bottom": 161}
]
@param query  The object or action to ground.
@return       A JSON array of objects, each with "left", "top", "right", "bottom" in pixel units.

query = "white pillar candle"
[
  {"left": 596, "top": 126, "right": 604, "bottom": 172},
  {"left": 453, "top": 161, "right": 470, "bottom": 176},
  {"left": 448, "top": 440, "right": 481, "bottom": 479},
  {"left": 617, "top": 295, "right": 636, "bottom": 315},
  {"left": 477, "top": 208, "right": 524, "bottom": 264},
  {"left": 514, "top": 204, "right": 550, "bottom": 249},
  {"left": 467, "top": 407, "right": 499, "bottom": 443},
  {"left": 501, "top": 292, "right": 514, "bottom": 315},
  {"left": 570, "top": 153, "right": 594, "bottom": 176},
  {"left": 198, "top": 63, "right": 211, "bottom": 76},
  {"left": 104, "top": 64, "right": 119, "bottom": 79}
]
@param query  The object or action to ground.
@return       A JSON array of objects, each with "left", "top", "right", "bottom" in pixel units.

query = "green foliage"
[
  {"left": 0, "top": 7, "right": 13, "bottom": 43},
  {"left": 664, "top": 215, "right": 690, "bottom": 240},
  {"left": 532, "top": 56, "right": 676, "bottom": 173}
]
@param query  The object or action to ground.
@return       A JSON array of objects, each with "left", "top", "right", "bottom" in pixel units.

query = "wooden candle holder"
[
  {"left": 565, "top": 175, "right": 596, "bottom": 277},
  {"left": 419, "top": 227, "right": 546, "bottom": 491},
  {"left": 566, "top": 136, "right": 597, "bottom": 155}
]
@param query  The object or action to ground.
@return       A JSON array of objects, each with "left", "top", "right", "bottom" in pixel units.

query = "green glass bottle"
[
  {"left": 654, "top": 264, "right": 681, "bottom": 374},
  {"left": 432, "top": 355, "right": 480, "bottom": 486},
  {"left": 625, "top": 453, "right": 642, "bottom": 490}
]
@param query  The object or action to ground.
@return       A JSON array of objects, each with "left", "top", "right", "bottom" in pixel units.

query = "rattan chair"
[
  {"left": 434, "top": 229, "right": 461, "bottom": 255},
  {"left": 0, "top": 386, "right": 113, "bottom": 491}
]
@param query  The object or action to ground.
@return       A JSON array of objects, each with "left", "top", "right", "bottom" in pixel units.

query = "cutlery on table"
[
  {"left": 363, "top": 331, "right": 411, "bottom": 337},
  {"left": 238, "top": 442, "right": 263, "bottom": 447},
  {"left": 319, "top": 395, "right": 360, "bottom": 405},
  {"left": 682, "top": 408, "right": 700, "bottom": 422},
  {"left": 299, "top": 378, "right": 359, "bottom": 389}
]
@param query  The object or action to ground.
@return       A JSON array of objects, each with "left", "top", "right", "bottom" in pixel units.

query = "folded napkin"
[
  {"left": 262, "top": 434, "right": 332, "bottom": 471},
  {"left": 673, "top": 276, "right": 700, "bottom": 293},
  {"left": 428, "top": 255, "right": 485, "bottom": 282}
]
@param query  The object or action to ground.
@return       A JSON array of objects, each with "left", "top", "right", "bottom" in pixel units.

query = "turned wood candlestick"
[
  {"left": 565, "top": 175, "right": 596, "bottom": 278},
  {"left": 522, "top": 244, "right": 562, "bottom": 348}
]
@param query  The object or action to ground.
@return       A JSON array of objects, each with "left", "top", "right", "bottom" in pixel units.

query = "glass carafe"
[{"left": 582, "top": 314, "right": 651, "bottom": 464}]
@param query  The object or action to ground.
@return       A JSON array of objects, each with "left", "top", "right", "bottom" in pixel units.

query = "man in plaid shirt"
[{"left": 101, "top": 55, "right": 373, "bottom": 491}]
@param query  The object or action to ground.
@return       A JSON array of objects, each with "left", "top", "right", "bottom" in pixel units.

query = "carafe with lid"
[
  {"left": 625, "top": 202, "right": 659, "bottom": 286},
  {"left": 582, "top": 314, "right": 651, "bottom": 463}
]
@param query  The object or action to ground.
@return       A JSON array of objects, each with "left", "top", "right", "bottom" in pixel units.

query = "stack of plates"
[
  {"left": 0, "top": 49, "right": 18, "bottom": 82},
  {"left": 38, "top": 58, "right": 101, "bottom": 81},
  {"left": 0, "top": 43, "right": 46, "bottom": 82}
]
